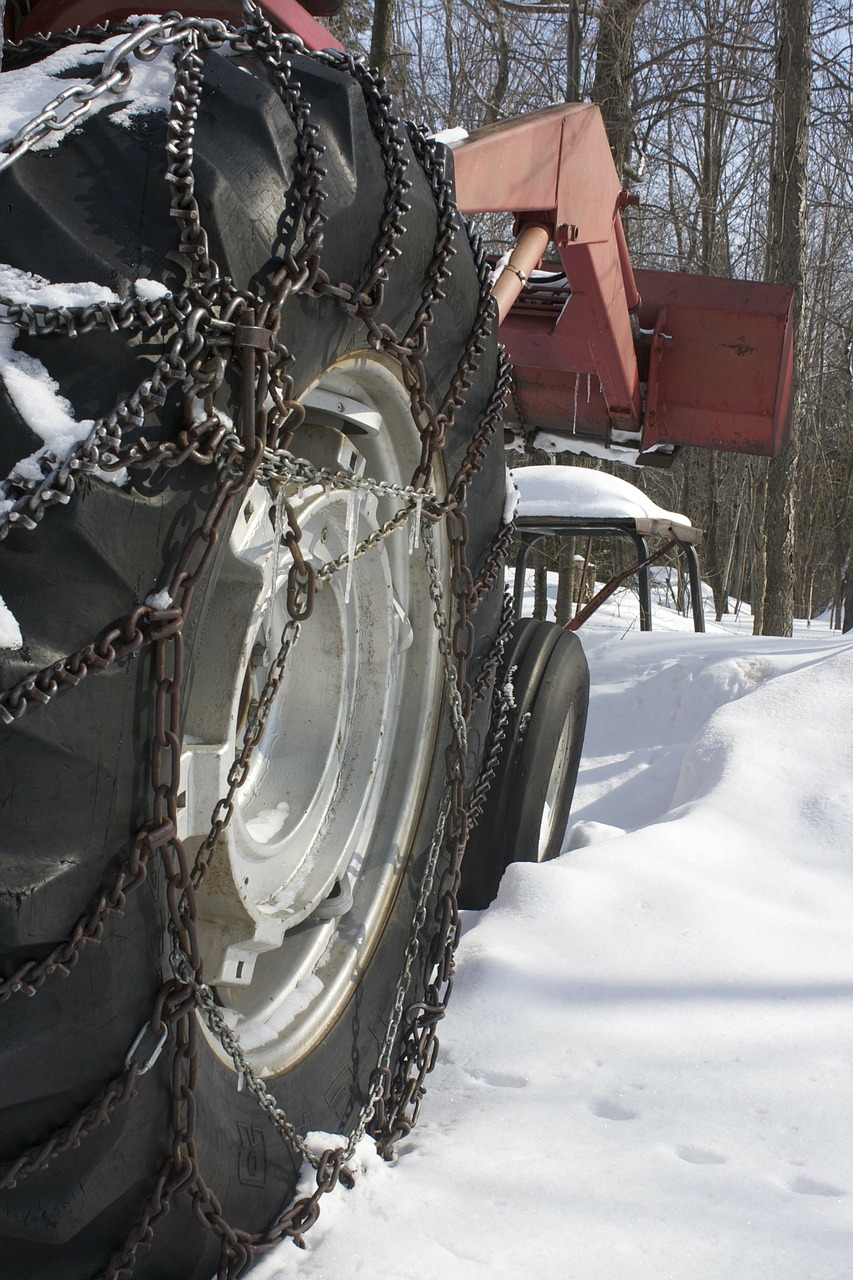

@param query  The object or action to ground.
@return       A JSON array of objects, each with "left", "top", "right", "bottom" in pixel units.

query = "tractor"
[{"left": 0, "top": 3, "right": 792, "bottom": 1275}]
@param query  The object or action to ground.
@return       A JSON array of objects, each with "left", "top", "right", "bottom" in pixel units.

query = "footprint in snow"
[
  {"left": 676, "top": 1145, "right": 727, "bottom": 1165},
  {"left": 450, "top": 1061, "right": 528, "bottom": 1090},
  {"left": 476, "top": 1070, "right": 527, "bottom": 1089},
  {"left": 789, "top": 1176, "right": 846, "bottom": 1198},
  {"left": 591, "top": 1098, "right": 636, "bottom": 1121}
]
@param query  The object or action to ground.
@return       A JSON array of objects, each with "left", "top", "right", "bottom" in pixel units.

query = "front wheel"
[{"left": 460, "top": 621, "right": 589, "bottom": 909}]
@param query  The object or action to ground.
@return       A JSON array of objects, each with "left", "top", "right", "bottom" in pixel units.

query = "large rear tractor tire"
[{"left": 0, "top": 18, "right": 506, "bottom": 1278}]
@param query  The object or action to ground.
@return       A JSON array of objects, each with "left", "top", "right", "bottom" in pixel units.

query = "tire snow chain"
[
  {"left": 0, "top": 12, "right": 517, "bottom": 1272},
  {"left": 466, "top": 591, "right": 516, "bottom": 830}
]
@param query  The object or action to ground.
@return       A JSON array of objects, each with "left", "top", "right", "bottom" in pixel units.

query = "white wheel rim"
[
  {"left": 179, "top": 355, "right": 447, "bottom": 1074},
  {"left": 536, "top": 702, "right": 576, "bottom": 859}
]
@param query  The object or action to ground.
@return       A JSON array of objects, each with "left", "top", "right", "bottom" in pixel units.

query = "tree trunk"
[
  {"left": 566, "top": 0, "right": 582, "bottom": 101},
  {"left": 762, "top": 0, "right": 813, "bottom": 636},
  {"left": 444, "top": 0, "right": 458, "bottom": 126},
  {"left": 534, "top": 559, "right": 549, "bottom": 621},
  {"left": 731, "top": 525, "right": 748, "bottom": 616},
  {"left": 483, "top": 0, "right": 510, "bottom": 125},
  {"left": 700, "top": 8, "right": 720, "bottom": 277},
  {"left": 751, "top": 512, "right": 766, "bottom": 634},
  {"left": 369, "top": 0, "right": 396, "bottom": 78},
  {"left": 590, "top": 0, "right": 648, "bottom": 182},
  {"left": 555, "top": 538, "right": 575, "bottom": 626},
  {"left": 702, "top": 453, "right": 728, "bottom": 620}
]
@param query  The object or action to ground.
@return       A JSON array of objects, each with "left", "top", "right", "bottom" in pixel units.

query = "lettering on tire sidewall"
[{"left": 236, "top": 1123, "right": 267, "bottom": 1187}]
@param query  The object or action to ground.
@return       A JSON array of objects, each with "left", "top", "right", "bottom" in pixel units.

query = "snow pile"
[
  {"left": 133, "top": 278, "right": 171, "bottom": 303},
  {"left": 0, "top": 325, "right": 96, "bottom": 466},
  {"left": 0, "top": 593, "right": 22, "bottom": 649},
  {"left": 0, "top": 265, "right": 119, "bottom": 310},
  {"left": 0, "top": 29, "right": 176, "bottom": 155},
  {"left": 256, "top": 612, "right": 852, "bottom": 1280},
  {"left": 431, "top": 126, "right": 468, "bottom": 147},
  {"left": 511, "top": 464, "right": 690, "bottom": 526}
]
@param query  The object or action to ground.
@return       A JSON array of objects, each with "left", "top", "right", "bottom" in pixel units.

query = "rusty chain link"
[{"left": 0, "top": 12, "right": 517, "bottom": 1274}]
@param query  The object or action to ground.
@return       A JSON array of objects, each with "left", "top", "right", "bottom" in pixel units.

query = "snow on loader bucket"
[{"left": 0, "top": 5, "right": 793, "bottom": 1276}]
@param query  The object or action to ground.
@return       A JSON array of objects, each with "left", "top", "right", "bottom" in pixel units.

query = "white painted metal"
[
  {"left": 180, "top": 356, "right": 447, "bottom": 1074},
  {"left": 536, "top": 702, "right": 577, "bottom": 859}
]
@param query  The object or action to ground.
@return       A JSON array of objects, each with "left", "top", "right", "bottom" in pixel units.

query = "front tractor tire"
[
  {"left": 0, "top": 19, "right": 505, "bottom": 1278},
  {"left": 460, "top": 620, "right": 590, "bottom": 909}
]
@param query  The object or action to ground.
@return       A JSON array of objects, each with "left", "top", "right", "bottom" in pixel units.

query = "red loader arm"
[{"left": 452, "top": 103, "right": 794, "bottom": 465}]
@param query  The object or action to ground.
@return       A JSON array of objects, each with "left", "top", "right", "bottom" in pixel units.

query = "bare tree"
[
  {"left": 761, "top": 0, "right": 813, "bottom": 635},
  {"left": 566, "top": 0, "right": 583, "bottom": 100},
  {"left": 590, "top": 0, "right": 649, "bottom": 181},
  {"left": 370, "top": 0, "right": 397, "bottom": 75}
]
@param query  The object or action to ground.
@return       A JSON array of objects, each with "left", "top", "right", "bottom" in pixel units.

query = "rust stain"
[{"left": 722, "top": 336, "right": 757, "bottom": 357}]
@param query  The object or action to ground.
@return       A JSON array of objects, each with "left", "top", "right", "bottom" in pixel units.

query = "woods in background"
[{"left": 331, "top": 1, "right": 853, "bottom": 633}]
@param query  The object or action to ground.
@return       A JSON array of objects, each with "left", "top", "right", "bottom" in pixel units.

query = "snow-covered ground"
[{"left": 256, "top": 577, "right": 853, "bottom": 1280}]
